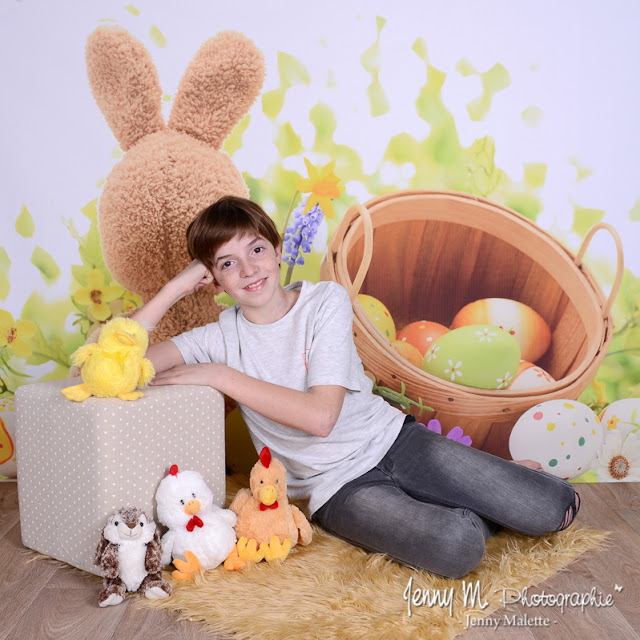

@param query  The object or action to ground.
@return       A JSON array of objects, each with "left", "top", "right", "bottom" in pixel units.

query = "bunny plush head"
[{"left": 85, "top": 27, "right": 265, "bottom": 342}]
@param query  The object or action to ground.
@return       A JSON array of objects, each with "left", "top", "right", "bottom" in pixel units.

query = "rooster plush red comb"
[
  {"left": 259, "top": 447, "right": 271, "bottom": 468},
  {"left": 169, "top": 464, "right": 179, "bottom": 476}
]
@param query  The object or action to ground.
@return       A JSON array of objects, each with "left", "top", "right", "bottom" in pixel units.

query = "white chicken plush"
[{"left": 155, "top": 465, "right": 237, "bottom": 580}]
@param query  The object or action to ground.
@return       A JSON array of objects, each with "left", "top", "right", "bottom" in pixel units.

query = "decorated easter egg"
[
  {"left": 598, "top": 398, "right": 640, "bottom": 439},
  {"left": 509, "top": 400, "right": 602, "bottom": 479},
  {"left": 422, "top": 325, "right": 520, "bottom": 389},
  {"left": 357, "top": 294, "right": 396, "bottom": 341},
  {"left": 391, "top": 340, "right": 423, "bottom": 368},
  {"left": 451, "top": 298, "right": 551, "bottom": 363},
  {"left": 508, "top": 361, "right": 555, "bottom": 390},
  {"left": 397, "top": 321, "right": 449, "bottom": 357}
]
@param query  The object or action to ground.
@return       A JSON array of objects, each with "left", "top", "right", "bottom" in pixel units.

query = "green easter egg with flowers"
[{"left": 422, "top": 325, "right": 521, "bottom": 389}]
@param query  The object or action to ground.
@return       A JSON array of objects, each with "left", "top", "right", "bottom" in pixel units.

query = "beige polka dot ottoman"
[{"left": 15, "top": 378, "right": 226, "bottom": 575}]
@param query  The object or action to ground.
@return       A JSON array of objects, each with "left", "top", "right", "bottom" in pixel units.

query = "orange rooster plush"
[{"left": 225, "top": 447, "right": 312, "bottom": 569}]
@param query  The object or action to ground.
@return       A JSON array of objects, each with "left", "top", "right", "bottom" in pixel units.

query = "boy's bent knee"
[{"left": 411, "top": 514, "right": 487, "bottom": 578}]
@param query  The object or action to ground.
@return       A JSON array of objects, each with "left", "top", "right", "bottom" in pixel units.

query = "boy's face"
[{"left": 211, "top": 233, "right": 282, "bottom": 308}]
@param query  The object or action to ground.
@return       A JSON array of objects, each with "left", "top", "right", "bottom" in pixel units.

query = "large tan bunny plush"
[{"left": 84, "top": 26, "right": 265, "bottom": 344}]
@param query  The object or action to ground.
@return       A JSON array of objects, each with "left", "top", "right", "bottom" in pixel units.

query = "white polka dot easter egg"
[
  {"left": 509, "top": 400, "right": 603, "bottom": 480},
  {"left": 598, "top": 398, "right": 640, "bottom": 440},
  {"left": 508, "top": 361, "right": 555, "bottom": 390},
  {"left": 422, "top": 325, "right": 520, "bottom": 389},
  {"left": 451, "top": 298, "right": 551, "bottom": 363},
  {"left": 357, "top": 294, "right": 396, "bottom": 341}
]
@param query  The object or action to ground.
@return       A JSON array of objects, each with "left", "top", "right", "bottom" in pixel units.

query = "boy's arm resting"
[
  {"left": 151, "top": 363, "right": 345, "bottom": 437},
  {"left": 145, "top": 341, "right": 185, "bottom": 375}
]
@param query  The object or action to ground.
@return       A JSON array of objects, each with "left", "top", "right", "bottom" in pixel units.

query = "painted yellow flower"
[
  {"left": 0, "top": 310, "right": 36, "bottom": 358},
  {"left": 74, "top": 269, "right": 124, "bottom": 322},
  {"left": 607, "top": 415, "right": 621, "bottom": 431},
  {"left": 122, "top": 290, "right": 142, "bottom": 312},
  {"left": 295, "top": 158, "right": 344, "bottom": 218}
]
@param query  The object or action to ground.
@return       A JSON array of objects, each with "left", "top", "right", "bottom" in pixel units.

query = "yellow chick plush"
[{"left": 62, "top": 318, "right": 154, "bottom": 402}]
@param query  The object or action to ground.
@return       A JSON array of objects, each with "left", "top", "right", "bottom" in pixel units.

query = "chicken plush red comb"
[
  {"left": 259, "top": 447, "right": 271, "bottom": 469},
  {"left": 169, "top": 464, "right": 179, "bottom": 476}
]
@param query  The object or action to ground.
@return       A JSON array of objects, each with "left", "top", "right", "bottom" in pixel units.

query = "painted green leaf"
[
  {"left": 24, "top": 325, "right": 71, "bottom": 368},
  {"left": 624, "top": 327, "right": 640, "bottom": 352},
  {"left": 81, "top": 199, "right": 98, "bottom": 222},
  {"left": 384, "top": 133, "right": 421, "bottom": 164},
  {"left": 456, "top": 58, "right": 476, "bottom": 77},
  {"left": 411, "top": 38, "right": 428, "bottom": 62},
  {"left": 522, "top": 106, "right": 543, "bottom": 127},
  {"left": 485, "top": 63, "right": 511, "bottom": 93},
  {"left": 0, "top": 247, "right": 10, "bottom": 300},
  {"left": 367, "top": 80, "right": 389, "bottom": 117},
  {"left": 572, "top": 206, "right": 605, "bottom": 236},
  {"left": 505, "top": 192, "right": 542, "bottom": 222},
  {"left": 125, "top": 4, "right": 140, "bottom": 15},
  {"left": 149, "top": 25, "right": 167, "bottom": 48},
  {"left": 570, "top": 157, "right": 593, "bottom": 182},
  {"left": 223, "top": 114, "right": 251, "bottom": 157},
  {"left": 31, "top": 247, "right": 61, "bottom": 283},
  {"left": 629, "top": 198, "right": 640, "bottom": 222},
  {"left": 15, "top": 205, "right": 35, "bottom": 238},
  {"left": 274, "top": 122, "right": 303, "bottom": 157},
  {"left": 278, "top": 52, "right": 310, "bottom": 89},
  {"left": 214, "top": 292, "right": 236, "bottom": 308},
  {"left": 524, "top": 163, "right": 547, "bottom": 189},
  {"left": 262, "top": 88, "right": 285, "bottom": 120}
]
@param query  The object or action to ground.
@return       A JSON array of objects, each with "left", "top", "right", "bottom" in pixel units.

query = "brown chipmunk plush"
[
  {"left": 94, "top": 507, "right": 172, "bottom": 607},
  {"left": 225, "top": 447, "right": 313, "bottom": 569}
]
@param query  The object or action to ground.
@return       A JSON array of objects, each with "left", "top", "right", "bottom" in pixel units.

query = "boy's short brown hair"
[{"left": 186, "top": 196, "right": 281, "bottom": 276}]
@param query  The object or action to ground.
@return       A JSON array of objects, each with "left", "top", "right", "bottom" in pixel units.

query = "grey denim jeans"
[{"left": 312, "top": 417, "right": 580, "bottom": 578}]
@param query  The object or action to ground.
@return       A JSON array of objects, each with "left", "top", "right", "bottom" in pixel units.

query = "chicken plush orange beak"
[
  {"left": 259, "top": 485, "right": 278, "bottom": 507},
  {"left": 184, "top": 499, "right": 201, "bottom": 515}
]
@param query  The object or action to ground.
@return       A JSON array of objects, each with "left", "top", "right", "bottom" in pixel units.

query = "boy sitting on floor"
[{"left": 134, "top": 195, "right": 580, "bottom": 578}]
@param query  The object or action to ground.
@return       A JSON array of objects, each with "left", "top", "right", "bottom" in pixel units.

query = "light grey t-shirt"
[{"left": 170, "top": 280, "right": 405, "bottom": 517}]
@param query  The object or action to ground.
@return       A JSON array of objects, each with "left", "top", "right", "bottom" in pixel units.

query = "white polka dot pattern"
[{"left": 14, "top": 379, "right": 225, "bottom": 576}]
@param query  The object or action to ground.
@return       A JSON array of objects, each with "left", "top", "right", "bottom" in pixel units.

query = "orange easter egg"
[
  {"left": 391, "top": 340, "right": 423, "bottom": 368},
  {"left": 508, "top": 361, "right": 555, "bottom": 390},
  {"left": 451, "top": 298, "right": 551, "bottom": 363},
  {"left": 397, "top": 321, "right": 449, "bottom": 357}
]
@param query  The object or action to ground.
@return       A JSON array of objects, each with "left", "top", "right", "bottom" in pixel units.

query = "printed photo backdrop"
[{"left": 1, "top": 0, "right": 639, "bottom": 482}]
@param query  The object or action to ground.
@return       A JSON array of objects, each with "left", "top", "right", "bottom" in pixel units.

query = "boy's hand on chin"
[{"left": 150, "top": 363, "right": 218, "bottom": 387}]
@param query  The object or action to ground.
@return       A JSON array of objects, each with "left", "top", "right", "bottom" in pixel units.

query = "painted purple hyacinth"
[
  {"left": 282, "top": 198, "right": 324, "bottom": 270},
  {"left": 421, "top": 419, "right": 472, "bottom": 446}
]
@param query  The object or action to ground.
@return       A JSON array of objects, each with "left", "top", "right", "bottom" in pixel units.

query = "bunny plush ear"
[
  {"left": 86, "top": 26, "right": 165, "bottom": 151},
  {"left": 169, "top": 31, "right": 265, "bottom": 150}
]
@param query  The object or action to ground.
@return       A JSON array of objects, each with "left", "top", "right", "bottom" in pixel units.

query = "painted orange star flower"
[
  {"left": 295, "top": 158, "right": 344, "bottom": 219},
  {"left": 74, "top": 269, "right": 124, "bottom": 322},
  {"left": 0, "top": 310, "right": 36, "bottom": 358}
]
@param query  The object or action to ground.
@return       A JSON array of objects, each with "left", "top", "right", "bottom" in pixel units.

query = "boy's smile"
[{"left": 212, "top": 234, "right": 298, "bottom": 324}]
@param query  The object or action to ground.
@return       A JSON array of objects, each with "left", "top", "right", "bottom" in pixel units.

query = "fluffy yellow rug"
[{"left": 138, "top": 476, "right": 609, "bottom": 640}]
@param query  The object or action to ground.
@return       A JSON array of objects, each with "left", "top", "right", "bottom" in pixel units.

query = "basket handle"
[
  {"left": 574, "top": 222, "right": 624, "bottom": 318},
  {"left": 345, "top": 203, "right": 375, "bottom": 302}
]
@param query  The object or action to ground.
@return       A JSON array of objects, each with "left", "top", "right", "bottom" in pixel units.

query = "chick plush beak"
[
  {"left": 184, "top": 499, "right": 201, "bottom": 516},
  {"left": 115, "top": 331, "right": 137, "bottom": 347}
]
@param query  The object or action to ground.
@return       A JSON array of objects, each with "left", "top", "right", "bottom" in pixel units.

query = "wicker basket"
[{"left": 320, "top": 190, "right": 624, "bottom": 459}]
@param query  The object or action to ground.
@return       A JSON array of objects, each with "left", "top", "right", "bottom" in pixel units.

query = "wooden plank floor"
[{"left": 1, "top": 481, "right": 638, "bottom": 640}]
